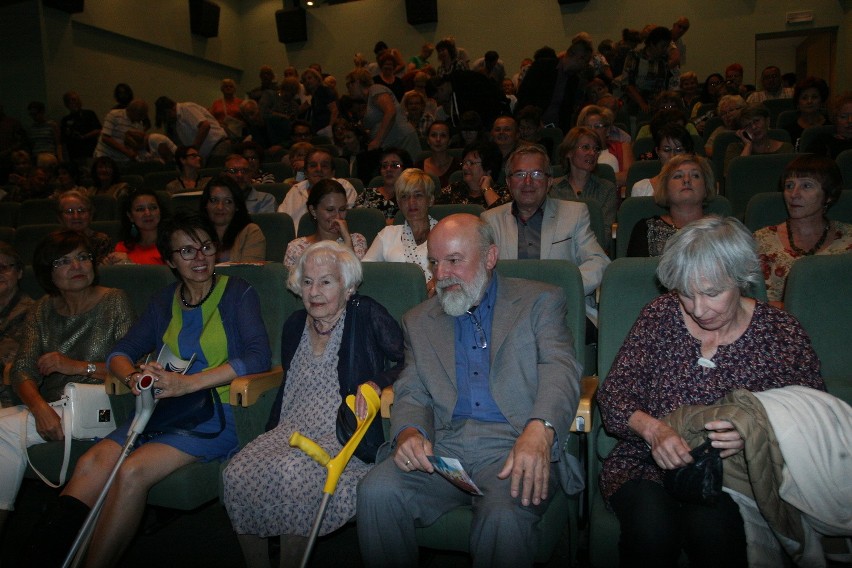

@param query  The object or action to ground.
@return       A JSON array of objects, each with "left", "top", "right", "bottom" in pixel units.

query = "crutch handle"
[{"left": 289, "top": 432, "right": 331, "bottom": 466}]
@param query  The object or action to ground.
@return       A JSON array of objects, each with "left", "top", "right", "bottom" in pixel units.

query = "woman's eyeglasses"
[
  {"left": 61, "top": 207, "right": 90, "bottom": 216},
  {"left": 0, "top": 263, "right": 19, "bottom": 274},
  {"left": 172, "top": 242, "right": 217, "bottom": 261},
  {"left": 52, "top": 252, "right": 94, "bottom": 269},
  {"left": 380, "top": 162, "right": 402, "bottom": 170}
]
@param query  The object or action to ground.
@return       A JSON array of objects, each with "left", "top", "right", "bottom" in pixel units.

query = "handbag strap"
[{"left": 22, "top": 400, "right": 72, "bottom": 488}]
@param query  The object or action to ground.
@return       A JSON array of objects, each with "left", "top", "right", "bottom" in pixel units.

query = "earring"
[{"left": 130, "top": 222, "right": 139, "bottom": 238}]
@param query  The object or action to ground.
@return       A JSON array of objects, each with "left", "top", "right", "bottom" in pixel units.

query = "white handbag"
[{"left": 23, "top": 382, "right": 116, "bottom": 487}]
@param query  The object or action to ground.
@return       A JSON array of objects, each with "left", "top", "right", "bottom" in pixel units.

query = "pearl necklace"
[
  {"left": 180, "top": 274, "right": 217, "bottom": 309},
  {"left": 786, "top": 218, "right": 829, "bottom": 256}
]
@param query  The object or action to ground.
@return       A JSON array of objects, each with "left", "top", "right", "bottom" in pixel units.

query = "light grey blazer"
[{"left": 390, "top": 274, "right": 585, "bottom": 495}]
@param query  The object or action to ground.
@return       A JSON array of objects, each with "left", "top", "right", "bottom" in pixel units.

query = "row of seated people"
[{"left": 1, "top": 204, "right": 848, "bottom": 566}]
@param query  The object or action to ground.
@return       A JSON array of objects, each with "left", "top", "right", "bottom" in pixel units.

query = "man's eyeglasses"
[
  {"left": 171, "top": 242, "right": 217, "bottom": 261},
  {"left": 225, "top": 167, "right": 249, "bottom": 175},
  {"left": 0, "top": 263, "right": 19, "bottom": 274},
  {"left": 466, "top": 310, "right": 487, "bottom": 349},
  {"left": 61, "top": 207, "right": 90, "bottom": 216},
  {"left": 509, "top": 170, "right": 550, "bottom": 182},
  {"left": 462, "top": 160, "right": 482, "bottom": 167},
  {"left": 52, "top": 251, "right": 93, "bottom": 269}
]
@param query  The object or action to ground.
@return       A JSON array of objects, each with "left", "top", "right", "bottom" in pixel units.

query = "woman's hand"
[
  {"left": 705, "top": 420, "right": 744, "bottom": 458},
  {"left": 139, "top": 362, "right": 197, "bottom": 399},
  {"left": 32, "top": 404, "right": 64, "bottom": 441},
  {"left": 735, "top": 128, "right": 752, "bottom": 146},
  {"left": 334, "top": 218, "right": 353, "bottom": 248},
  {"left": 37, "top": 352, "right": 85, "bottom": 378},
  {"left": 354, "top": 380, "right": 381, "bottom": 419},
  {"left": 630, "top": 410, "right": 693, "bottom": 470}
]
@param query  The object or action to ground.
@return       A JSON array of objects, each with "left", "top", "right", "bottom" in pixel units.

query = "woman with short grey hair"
[{"left": 597, "top": 215, "right": 825, "bottom": 566}]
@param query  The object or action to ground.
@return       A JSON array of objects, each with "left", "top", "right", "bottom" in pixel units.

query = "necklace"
[
  {"left": 180, "top": 274, "right": 217, "bottom": 309},
  {"left": 786, "top": 218, "right": 829, "bottom": 256},
  {"left": 312, "top": 315, "right": 340, "bottom": 336}
]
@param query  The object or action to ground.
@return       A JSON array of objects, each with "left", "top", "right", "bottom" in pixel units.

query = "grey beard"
[{"left": 436, "top": 269, "right": 489, "bottom": 317}]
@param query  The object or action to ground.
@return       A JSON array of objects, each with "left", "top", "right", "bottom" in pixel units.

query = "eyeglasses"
[
  {"left": 462, "top": 160, "right": 482, "bottom": 167},
  {"left": 132, "top": 204, "right": 160, "bottom": 213},
  {"left": 61, "top": 207, "right": 91, "bottom": 216},
  {"left": 186, "top": 153, "right": 200, "bottom": 158},
  {"left": 659, "top": 146, "right": 685, "bottom": 154},
  {"left": 380, "top": 161, "right": 402, "bottom": 169},
  {"left": 509, "top": 170, "right": 550, "bottom": 182},
  {"left": 0, "top": 263, "right": 18, "bottom": 274},
  {"left": 589, "top": 122, "right": 608, "bottom": 129},
  {"left": 707, "top": 81, "right": 722, "bottom": 88},
  {"left": 243, "top": 155, "right": 259, "bottom": 161},
  {"left": 224, "top": 167, "right": 249, "bottom": 175},
  {"left": 577, "top": 143, "right": 603, "bottom": 153},
  {"left": 171, "top": 242, "right": 217, "bottom": 260},
  {"left": 52, "top": 251, "right": 93, "bottom": 269},
  {"left": 466, "top": 309, "right": 487, "bottom": 349}
]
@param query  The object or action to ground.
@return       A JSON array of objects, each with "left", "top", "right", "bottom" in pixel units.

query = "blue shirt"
[{"left": 451, "top": 276, "right": 507, "bottom": 423}]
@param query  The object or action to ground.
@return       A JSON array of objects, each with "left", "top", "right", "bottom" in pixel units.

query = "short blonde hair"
[
  {"left": 346, "top": 68, "right": 373, "bottom": 89},
  {"left": 654, "top": 154, "right": 716, "bottom": 207},
  {"left": 394, "top": 168, "right": 435, "bottom": 202}
]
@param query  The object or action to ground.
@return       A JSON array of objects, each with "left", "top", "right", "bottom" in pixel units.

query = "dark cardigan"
[{"left": 265, "top": 293, "right": 404, "bottom": 432}]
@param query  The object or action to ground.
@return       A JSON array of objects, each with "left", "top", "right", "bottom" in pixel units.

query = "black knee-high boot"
[{"left": 26, "top": 495, "right": 91, "bottom": 568}]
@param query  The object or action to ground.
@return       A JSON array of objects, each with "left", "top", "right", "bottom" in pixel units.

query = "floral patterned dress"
[
  {"left": 755, "top": 220, "right": 852, "bottom": 302},
  {"left": 223, "top": 315, "right": 371, "bottom": 537}
]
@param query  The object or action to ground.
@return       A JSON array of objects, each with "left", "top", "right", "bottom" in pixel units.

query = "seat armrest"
[
  {"left": 570, "top": 375, "right": 599, "bottom": 433},
  {"left": 381, "top": 385, "right": 395, "bottom": 419},
  {"left": 229, "top": 366, "right": 283, "bottom": 407},
  {"left": 104, "top": 374, "right": 130, "bottom": 395}
]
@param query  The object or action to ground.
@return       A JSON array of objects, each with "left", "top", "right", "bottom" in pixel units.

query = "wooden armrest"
[
  {"left": 381, "top": 385, "right": 395, "bottom": 419},
  {"left": 570, "top": 375, "right": 599, "bottom": 433},
  {"left": 229, "top": 366, "right": 283, "bottom": 407},
  {"left": 104, "top": 374, "right": 130, "bottom": 395},
  {"left": 381, "top": 377, "right": 598, "bottom": 434}
]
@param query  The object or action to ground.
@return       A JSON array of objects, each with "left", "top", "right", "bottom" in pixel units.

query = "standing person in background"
[
  {"left": 407, "top": 42, "right": 434, "bottom": 72},
  {"left": 154, "top": 96, "right": 231, "bottom": 161},
  {"left": 26, "top": 102, "right": 62, "bottom": 162},
  {"left": 668, "top": 17, "right": 690, "bottom": 70},
  {"left": 60, "top": 92, "right": 101, "bottom": 164},
  {"left": 622, "top": 26, "right": 673, "bottom": 116},
  {"left": 93, "top": 99, "right": 149, "bottom": 163},
  {"left": 301, "top": 68, "right": 339, "bottom": 138},
  {"left": 209, "top": 79, "right": 245, "bottom": 141}
]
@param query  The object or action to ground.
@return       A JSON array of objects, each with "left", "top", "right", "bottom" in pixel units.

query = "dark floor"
[{"left": 1, "top": 479, "right": 584, "bottom": 567}]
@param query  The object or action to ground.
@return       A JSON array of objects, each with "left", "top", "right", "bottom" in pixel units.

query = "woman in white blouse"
[{"left": 363, "top": 168, "right": 437, "bottom": 295}]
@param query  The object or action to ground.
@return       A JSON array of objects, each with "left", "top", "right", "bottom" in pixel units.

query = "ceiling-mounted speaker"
[
  {"left": 42, "top": 0, "right": 84, "bottom": 13},
  {"left": 189, "top": 0, "right": 220, "bottom": 38},
  {"left": 276, "top": 8, "right": 307, "bottom": 43},
  {"left": 405, "top": 0, "right": 436, "bottom": 25}
]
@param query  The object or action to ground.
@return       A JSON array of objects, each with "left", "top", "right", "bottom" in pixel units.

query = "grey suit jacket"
[
  {"left": 390, "top": 273, "right": 585, "bottom": 495},
  {"left": 481, "top": 197, "right": 610, "bottom": 297}
]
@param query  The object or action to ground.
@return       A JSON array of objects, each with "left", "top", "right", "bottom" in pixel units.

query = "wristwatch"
[
  {"left": 529, "top": 417, "right": 555, "bottom": 432},
  {"left": 85, "top": 363, "right": 97, "bottom": 377}
]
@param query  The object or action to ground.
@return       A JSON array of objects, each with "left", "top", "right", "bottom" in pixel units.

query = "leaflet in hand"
[
  {"left": 156, "top": 344, "right": 196, "bottom": 375},
  {"left": 427, "top": 456, "right": 483, "bottom": 495}
]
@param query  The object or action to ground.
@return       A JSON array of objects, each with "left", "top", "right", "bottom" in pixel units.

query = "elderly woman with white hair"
[
  {"left": 363, "top": 168, "right": 438, "bottom": 294},
  {"left": 223, "top": 241, "right": 403, "bottom": 568},
  {"left": 597, "top": 216, "right": 825, "bottom": 567}
]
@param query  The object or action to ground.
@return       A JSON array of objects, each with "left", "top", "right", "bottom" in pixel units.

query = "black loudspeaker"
[
  {"left": 42, "top": 0, "right": 84, "bottom": 13},
  {"left": 405, "top": 0, "right": 437, "bottom": 25},
  {"left": 557, "top": 0, "right": 588, "bottom": 3},
  {"left": 189, "top": 0, "right": 220, "bottom": 38},
  {"left": 275, "top": 8, "right": 307, "bottom": 44}
]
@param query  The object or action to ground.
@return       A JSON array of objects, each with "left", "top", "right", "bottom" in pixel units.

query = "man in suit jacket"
[
  {"left": 357, "top": 214, "right": 583, "bottom": 567},
  {"left": 481, "top": 144, "right": 610, "bottom": 323}
]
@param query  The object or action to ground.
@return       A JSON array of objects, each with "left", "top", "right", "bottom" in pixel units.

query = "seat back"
[
  {"left": 496, "top": 260, "right": 586, "bottom": 373},
  {"left": 170, "top": 192, "right": 202, "bottom": 215},
  {"left": 775, "top": 109, "right": 799, "bottom": 133},
  {"left": 798, "top": 124, "right": 836, "bottom": 153},
  {"left": 142, "top": 170, "right": 179, "bottom": 191},
  {"left": 14, "top": 223, "right": 61, "bottom": 265},
  {"left": 346, "top": 208, "right": 386, "bottom": 246},
  {"left": 595, "top": 163, "right": 616, "bottom": 185},
  {"left": 702, "top": 116, "right": 723, "bottom": 143},
  {"left": 259, "top": 161, "right": 294, "bottom": 183},
  {"left": 614, "top": 196, "right": 733, "bottom": 258},
  {"left": 631, "top": 136, "right": 654, "bottom": 160},
  {"left": 255, "top": 183, "right": 290, "bottom": 207},
  {"left": 393, "top": 203, "right": 485, "bottom": 225},
  {"left": 98, "top": 264, "right": 174, "bottom": 316},
  {"left": 741, "top": 191, "right": 852, "bottom": 231},
  {"left": 578, "top": 198, "right": 606, "bottom": 255},
  {"left": 346, "top": 177, "right": 365, "bottom": 195},
  {"left": 360, "top": 262, "right": 428, "bottom": 323},
  {"left": 367, "top": 175, "right": 384, "bottom": 188},
  {"left": 540, "top": 126, "right": 564, "bottom": 162},
  {"left": 90, "top": 220, "right": 121, "bottom": 244},
  {"left": 838, "top": 149, "right": 852, "bottom": 189},
  {"left": 251, "top": 212, "right": 295, "bottom": 262},
  {"left": 0, "top": 226, "right": 14, "bottom": 244},
  {"left": 18, "top": 198, "right": 58, "bottom": 226},
  {"left": 0, "top": 201, "right": 20, "bottom": 228},
  {"left": 785, "top": 254, "right": 852, "bottom": 405},
  {"left": 91, "top": 195, "right": 118, "bottom": 221},
  {"left": 763, "top": 98, "right": 796, "bottom": 126},
  {"left": 726, "top": 153, "right": 796, "bottom": 218},
  {"left": 710, "top": 130, "right": 739, "bottom": 186},
  {"left": 626, "top": 160, "right": 662, "bottom": 195}
]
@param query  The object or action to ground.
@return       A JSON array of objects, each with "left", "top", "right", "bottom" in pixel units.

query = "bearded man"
[{"left": 357, "top": 213, "right": 584, "bottom": 568}]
